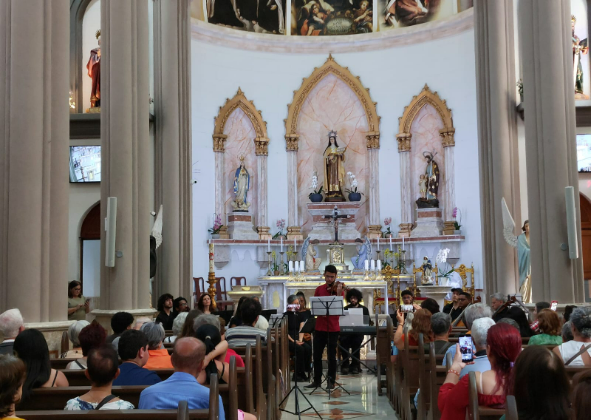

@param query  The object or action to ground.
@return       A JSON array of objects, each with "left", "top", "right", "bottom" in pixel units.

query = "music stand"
[
  {"left": 308, "top": 296, "right": 349, "bottom": 398},
  {"left": 269, "top": 314, "right": 283, "bottom": 328}
]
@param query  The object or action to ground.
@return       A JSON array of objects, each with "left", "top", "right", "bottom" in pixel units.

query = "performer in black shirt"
[
  {"left": 155, "top": 293, "right": 175, "bottom": 330},
  {"left": 442, "top": 288, "right": 464, "bottom": 322},
  {"left": 284, "top": 295, "right": 312, "bottom": 382},
  {"left": 340, "top": 288, "right": 370, "bottom": 375}
]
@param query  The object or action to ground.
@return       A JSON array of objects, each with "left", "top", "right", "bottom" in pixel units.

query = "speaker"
[
  {"left": 565, "top": 186, "right": 579, "bottom": 259},
  {"left": 105, "top": 197, "right": 117, "bottom": 267}
]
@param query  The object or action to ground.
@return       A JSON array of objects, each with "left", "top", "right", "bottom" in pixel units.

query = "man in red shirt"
[{"left": 305, "top": 265, "right": 343, "bottom": 389}]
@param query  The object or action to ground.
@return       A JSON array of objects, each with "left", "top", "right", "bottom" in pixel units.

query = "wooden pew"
[
  {"left": 61, "top": 330, "right": 70, "bottom": 355},
  {"left": 467, "top": 371, "right": 504, "bottom": 420},
  {"left": 51, "top": 358, "right": 81, "bottom": 370},
  {"left": 61, "top": 369, "right": 175, "bottom": 386},
  {"left": 416, "top": 339, "right": 446, "bottom": 420},
  {"left": 376, "top": 314, "right": 392, "bottom": 397},
  {"left": 505, "top": 395, "right": 518, "bottom": 420},
  {"left": 399, "top": 331, "right": 420, "bottom": 420}
]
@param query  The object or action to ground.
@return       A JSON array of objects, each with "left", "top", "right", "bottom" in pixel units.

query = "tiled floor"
[{"left": 279, "top": 371, "right": 400, "bottom": 420}]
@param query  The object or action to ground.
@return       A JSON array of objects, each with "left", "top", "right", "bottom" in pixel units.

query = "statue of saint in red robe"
[{"left": 87, "top": 32, "right": 101, "bottom": 109}]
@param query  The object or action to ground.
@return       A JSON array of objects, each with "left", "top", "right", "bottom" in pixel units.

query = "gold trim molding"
[
  {"left": 397, "top": 84, "right": 455, "bottom": 152},
  {"left": 213, "top": 88, "right": 269, "bottom": 155},
  {"left": 285, "top": 55, "right": 380, "bottom": 150}
]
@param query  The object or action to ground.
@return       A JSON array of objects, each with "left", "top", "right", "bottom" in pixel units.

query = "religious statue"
[
  {"left": 352, "top": 237, "right": 371, "bottom": 270},
  {"left": 573, "top": 15, "right": 589, "bottom": 99},
  {"left": 421, "top": 256, "right": 434, "bottom": 285},
  {"left": 323, "top": 130, "right": 347, "bottom": 202},
  {"left": 416, "top": 151, "right": 440, "bottom": 208},
  {"left": 501, "top": 198, "right": 532, "bottom": 303},
  {"left": 302, "top": 238, "right": 322, "bottom": 271},
  {"left": 86, "top": 30, "right": 101, "bottom": 112},
  {"left": 231, "top": 156, "right": 251, "bottom": 211}
]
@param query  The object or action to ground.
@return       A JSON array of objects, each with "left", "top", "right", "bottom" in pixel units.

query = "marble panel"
[
  {"left": 296, "top": 74, "right": 369, "bottom": 236},
  {"left": 410, "top": 104, "right": 445, "bottom": 219},
  {"left": 224, "top": 108, "right": 258, "bottom": 224}
]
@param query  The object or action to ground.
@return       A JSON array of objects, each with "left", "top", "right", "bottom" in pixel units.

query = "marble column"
[
  {"left": 153, "top": 0, "right": 192, "bottom": 299},
  {"left": 396, "top": 133, "right": 413, "bottom": 237},
  {"left": 256, "top": 137, "right": 270, "bottom": 239},
  {"left": 0, "top": 0, "right": 70, "bottom": 322},
  {"left": 441, "top": 129, "right": 456, "bottom": 234},
  {"left": 286, "top": 135, "right": 302, "bottom": 239},
  {"left": 367, "top": 133, "right": 381, "bottom": 238},
  {"left": 100, "top": 0, "right": 152, "bottom": 310},
  {"left": 213, "top": 135, "right": 227, "bottom": 223},
  {"left": 474, "top": 0, "right": 522, "bottom": 296},
  {"left": 519, "top": 0, "right": 584, "bottom": 302}
]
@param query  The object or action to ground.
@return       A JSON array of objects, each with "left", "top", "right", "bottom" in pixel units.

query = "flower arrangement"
[
  {"left": 436, "top": 248, "right": 454, "bottom": 278},
  {"left": 273, "top": 219, "right": 286, "bottom": 239},
  {"left": 345, "top": 172, "right": 363, "bottom": 195},
  {"left": 383, "top": 217, "right": 392, "bottom": 237},
  {"left": 208, "top": 214, "right": 223, "bottom": 234},
  {"left": 452, "top": 207, "right": 462, "bottom": 230},
  {"left": 308, "top": 171, "right": 323, "bottom": 199}
]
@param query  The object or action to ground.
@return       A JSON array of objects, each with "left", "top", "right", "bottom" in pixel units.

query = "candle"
[
  {"left": 364, "top": 260, "right": 369, "bottom": 271},
  {"left": 267, "top": 238, "right": 271, "bottom": 252},
  {"left": 294, "top": 238, "right": 297, "bottom": 248},
  {"left": 377, "top": 260, "right": 382, "bottom": 270},
  {"left": 294, "top": 261, "right": 299, "bottom": 272},
  {"left": 377, "top": 237, "right": 380, "bottom": 251},
  {"left": 280, "top": 237, "right": 283, "bottom": 252},
  {"left": 389, "top": 235, "right": 392, "bottom": 251},
  {"left": 402, "top": 236, "right": 405, "bottom": 251},
  {"left": 300, "top": 260, "right": 305, "bottom": 272},
  {"left": 289, "top": 261, "right": 294, "bottom": 272},
  {"left": 370, "top": 259, "right": 376, "bottom": 270}
]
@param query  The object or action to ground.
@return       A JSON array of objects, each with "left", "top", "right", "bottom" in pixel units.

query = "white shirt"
[{"left": 558, "top": 340, "right": 591, "bottom": 366}]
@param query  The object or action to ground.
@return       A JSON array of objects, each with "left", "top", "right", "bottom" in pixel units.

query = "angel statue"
[
  {"left": 501, "top": 198, "right": 531, "bottom": 303},
  {"left": 352, "top": 237, "right": 371, "bottom": 270},
  {"left": 302, "top": 237, "right": 322, "bottom": 271},
  {"left": 231, "top": 156, "right": 251, "bottom": 211}
]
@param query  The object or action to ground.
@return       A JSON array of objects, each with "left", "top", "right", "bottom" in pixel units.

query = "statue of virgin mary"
[
  {"left": 323, "top": 130, "right": 346, "bottom": 202},
  {"left": 232, "top": 156, "right": 251, "bottom": 211}
]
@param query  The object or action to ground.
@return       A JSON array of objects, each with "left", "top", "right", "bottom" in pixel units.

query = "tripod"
[{"left": 279, "top": 310, "right": 322, "bottom": 420}]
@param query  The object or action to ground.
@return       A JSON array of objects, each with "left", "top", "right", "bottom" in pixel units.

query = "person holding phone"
[{"left": 68, "top": 280, "right": 90, "bottom": 321}]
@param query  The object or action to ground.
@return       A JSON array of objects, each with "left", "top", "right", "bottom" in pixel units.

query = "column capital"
[
  {"left": 440, "top": 128, "right": 456, "bottom": 147},
  {"left": 285, "top": 134, "right": 299, "bottom": 151},
  {"left": 213, "top": 134, "right": 227, "bottom": 152},
  {"left": 366, "top": 132, "right": 380, "bottom": 149},
  {"left": 255, "top": 136, "right": 269, "bottom": 156},
  {"left": 396, "top": 133, "right": 412, "bottom": 152}
]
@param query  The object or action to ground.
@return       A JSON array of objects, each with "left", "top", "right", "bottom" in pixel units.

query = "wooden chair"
[
  {"left": 230, "top": 276, "right": 247, "bottom": 288},
  {"left": 60, "top": 330, "right": 69, "bottom": 356},
  {"left": 505, "top": 396, "right": 518, "bottom": 420},
  {"left": 215, "top": 277, "right": 234, "bottom": 310},
  {"left": 193, "top": 277, "right": 205, "bottom": 308},
  {"left": 467, "top": 371, "right": 505, "bottom": 420}
]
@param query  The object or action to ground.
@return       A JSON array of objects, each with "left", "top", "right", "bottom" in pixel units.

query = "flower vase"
[
  {"left": 348, "top": 192, "right": 361, "bottom": 202},
  {"left": 211, "top": 234, "right": 220, "bottom": 239},
  {"left": 454, "top": 230, "right": 461, "bottom": 235},
  {"left": 309, "top": 193, "right": 323, "bottom": 202}
]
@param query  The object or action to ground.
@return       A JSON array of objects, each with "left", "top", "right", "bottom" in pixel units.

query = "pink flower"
[
  {"left": 452, "top": 207, "right": 458, "bottom": 218},
  {"left": 384, "top": 217, "right": 392, "bottom": 226}
]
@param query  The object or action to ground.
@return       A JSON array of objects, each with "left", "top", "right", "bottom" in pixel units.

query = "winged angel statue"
[
  {"left": 351, "top": 237, "right": 371, "bottom": 270},
  {"left": 302, "top": 237, "right": 322, "bottom": 271},
  {"left": 501, "top": 198, "right": 532, "bottom": 303}
]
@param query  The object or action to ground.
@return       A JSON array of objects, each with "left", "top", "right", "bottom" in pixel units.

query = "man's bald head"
[{"left": 172, "top": 337, "right": 206, "bottom": 375}]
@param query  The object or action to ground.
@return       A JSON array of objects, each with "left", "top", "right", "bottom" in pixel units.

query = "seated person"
[
  {"left": 455, "top": 318, "right": 494, "bottom": 379},
  {"left": 429, "top": 312, "right": 454, "bottom": 354},
  {"left": 195, "top": 324, "right": 230, "bottom": 385},
  {"left": 533, "top": 301, "right": 551, "bottom": 321},
  {"left": 562, "top": 321, "right": 574, "bottom": 343},
  {"left": 505, "top": 306, "right": 533, "bottom": 338},
  {"left": 14, "top": 329, "right": 69, "bottom": 403},
  {"left": 61, "top": 320, "right": 90, "bottom": 358},
  {"left": 394, "top": 308, "right": 434, "bottom": 350},
  {"left": 443, "top": 288, "right": 463, "bottom": 321},
  {"left": 497, "top": 317, "right": 520, "bottom": 331},
  {"left": 165, "top": 312, "right": 188, "bottom": 344},
  {"left": 133, "top": 316, "right": 152, "bottom": 331},
  {"left": 156, "top": 293, "right": 175, "bottom": 330},
  {"left": 193, "top": 314, "right": 243, "bottom": 368},
  {"left": 284, "top": 295, "right": 312, "bottom": 381},
  {"left": 139, "top": 337, "right": 226, "bottom": 420},
  {"left": 178, "top": 309, "right": 204, "bottom": 339},
  {"left": 66, "top": 322, "right": 107, "bottom": 369},
  {"left": 65, "top": 345, "right": 135, "bottom": 410},
  {"left": 553, "top": 306, "right": 591, "bottom": 366},
  {"left": 141, "top": 322, "right": 173, "bottom": 369},
  {"left": 445, "top": 303, "right": 492, "bottom": 360},
  {"left": 490, "top": 293, "right": 509, "bottom": 322},
  {"left": 340, "top": 288, "right": 369, "bottom": 375},
  {"left": 452, "top": 292, "right": 472, "bottom": 327},
  {"left": 0, "top": 354, "right": 26, "bottom": 418},
  {"left": 106, "top": 311, "right": 134, "bottom": 344},
  {"left": 528, "top": 309, "right": 562, "bottom": 346},
  {"left": 0, "top": 309, "right": 25, "bottom": 356},
  {"left": 401, "top": 289, "right": 415, "bottom": 306},
  {"left": 420, "top": 298, "right": 440, "bottom": 314},
  {"left": 572, "top": 369, "right": 591, "bottom": 420},
  {"left": 438, "top": 324, "right": 521, "bottom": 420},
  {"left": 225, "top": 298, "right": 267, "bottom": 348},
  {"left": 172, "top": 296, "right": 189, "bottom": 322},
  {"left": 113, "top": 329, "right": 161, "bottom": 386}
]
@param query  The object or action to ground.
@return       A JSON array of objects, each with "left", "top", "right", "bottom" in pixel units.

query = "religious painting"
[
  {"left": 291, "top": 0, "right": 373, "bottom": 36},
  {"left": 572, "top": 0, "right": 590, "bottom": 100},
  {"left": 378, "top": 0, "right": 469, "bottom": 31},
  {"left": 206, "top": 0, "right": 287, "bottom": 34}
]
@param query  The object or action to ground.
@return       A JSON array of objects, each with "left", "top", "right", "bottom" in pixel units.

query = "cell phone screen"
[
  {"left": 459, "top": 335, "right": 473, "bottom": 363},
  {"left": 551, "top": 301, "right": 558, "bottom": 311}
]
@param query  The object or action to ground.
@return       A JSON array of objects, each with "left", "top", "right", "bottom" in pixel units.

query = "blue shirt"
[
  {"left": 113, "top": 362, "right": 161, "bottom": 386},
  {"left": 138, "top": 371, "right": 225, "bottom": 420},
  {"left": 445, "top": 345, "right": 491, "bottom": 378}
]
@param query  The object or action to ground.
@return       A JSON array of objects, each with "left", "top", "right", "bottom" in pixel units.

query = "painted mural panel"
[
  {"left": 379, "top": 0, "right": 471, "bottom": 31},
  {"left": 206, "top": 0, "right": 287, "bottom": 34},
  {"left": 572, "top": 0, "right": 590, "bottom": 100},
  {"left": 291, "top": 0, "right": 373, "bottom": 35}
]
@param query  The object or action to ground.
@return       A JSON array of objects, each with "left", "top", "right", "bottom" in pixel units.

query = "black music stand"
[{"left": 308, "top": 296, "right": 349, "bottom": 399}]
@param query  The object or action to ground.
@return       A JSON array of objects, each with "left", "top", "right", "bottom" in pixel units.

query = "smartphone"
[
  {"left": 551, "top": 300, "right": 558, "bottom": 311},
  {"left": 459, "top": 334, "right": 473, "bottom": 363}
]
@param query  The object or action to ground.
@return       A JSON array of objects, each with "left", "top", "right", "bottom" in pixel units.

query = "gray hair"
[
  {"left": 0, "top": 309, "right": 24, "bottom": 339},
  {"left": 193, "top": 314, "right": 221, "bottom": 332},
  {"left": 431, "top": 312, "right": 451, "bottom": 336},
  {"left": 68, "top": 320, "right": 90, "bottom": 347},
  {"left": 287, "top": 295, "right": 299, "bottom": 304},
  {"left": 140, "top": 321, "right": 165, "bottom": 349},
  {"left": 134, "top": 316, "right": 152, "bottom": 330},
  {"left": 464, "top": 303, "right": 492, "bottom": 330},
  {"left": 490, "top": 293, "right": 506, "bottom": 303},
  {"left": 497, "top": 318, "right": 519, "bottom": 330},
  {"left": 570, "top": 307, "right": 591, "bottom": 338},
  {"left": 172, "top": 313, "right": 188, "bottom": 336},
  {"left": 562, "top": 321, "right": 574, "bottom": 342},
  {"left": 471, "top": 317, "right": 495, "bottom": 347}
]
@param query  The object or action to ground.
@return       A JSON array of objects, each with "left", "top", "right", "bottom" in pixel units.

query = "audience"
[
  {"left": 14, "top": 329, "right": 69, "bottom": 402},
  {"left": 553, "top": 306, "right": 591, "bottom": 366},
  {"left": 509, "top": 346, "right": 571, "bottom": 420},
  {"left": 394, "top": 308, "right": 433, "bottom": 350},
  {"left": 178, "top": 309, "right": 204, "bottom": 339},
  {"left": 67, "top": 280, "right": 89, "bottom": 321},
  {"left": 429, "top": 312, "right": 453, "bottom": 354},
  {"left": 133, "top": 316, "right": 152, "bottom": 331},
  {"left": 141, "top": 322, "right": 173, "bottom": 369},
  {"left": 138, "top": 337, "right": 226, "bottom": 420},
  {"left": 533, "top": 301, "right": 551, "bottom": 320},
  {"left": 420, "top": 298, "right": 440, "bottom": 314},
  {"left": 490, "top": 293, "right": 509, "bottom": 322},
  {"left": 564, "top": 305, "right": 577, "bottom": 322},
  {"left": 197, "top": 293, "right": 214, "bottom": 315},
  {"left": 0, "top": 355, "right": 26, "bottom": 419},
  {"left": 66, "top": 322, "right": 107, "bottom": 369},
  {"left": 497, "top": 318, "right": 520, "bottom": 331},
  {"left": 61, "top": 320, "right": 90, "bottom": 358},
  {"left": 106, "top": 312, "right": 134, "bottom": 344},
  {"left": 528, "top": 309, "right": 562, "bottom": 346},
  {"left": 0, "top": 309, "right": 25, "bottom": 355},
  {"left": 572, "top": 369, "right": 591, "bottom": 420},
  {"left": 438, "top": 324, "right": 521, "bottom": 420},
  {"left": 65, "top": 345, "right": 135, "bottom": 410},
  {"left": 165, "top": 312, "right": 188, "bottom": 344},
  {"left": 401, "top": 290, "right": 414, "bottom": 305},
  {"left": 562, "top": 321, "right": 574, "bottom": 342},
  {"left": 445, "top": 303, "right": 492, "bottom": 360},
  {"left": 443, "top": 288, "right": 463, "bottom": 321},
  {"left": 195, "top": 324, "right": 230, "bottom": 384},
  {"left": 505, "top": 306, "right": 533, "bottom": 338},
  {"left": 113, "top": 329, "right": 161, "bottom": 386},
  {"left": 172, "top": 296, "right": 189, "bottom": 321},
  {"left": 457, "top": 318, "right": 495, "bottom": 379},
  {"left": 193, "top": 314, "right": 244, "bottom": 368},
  {"left": 156, "top": 293, "right": 175, "bottom": 330},
  {"left": 225, "top": 298, "right": 267, "bottom": 348},
  {"left": 453, "top": 292, "right": 472, "bottom": 326}
]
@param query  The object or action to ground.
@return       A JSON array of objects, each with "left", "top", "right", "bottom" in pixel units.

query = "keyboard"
[{"left": 339, "top": 326, "right": 376, "bottom": 335}]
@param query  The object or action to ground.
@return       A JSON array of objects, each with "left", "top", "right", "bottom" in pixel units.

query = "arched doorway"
[{"left": 80, "top": 202, "right": 100, "bottom": 296}]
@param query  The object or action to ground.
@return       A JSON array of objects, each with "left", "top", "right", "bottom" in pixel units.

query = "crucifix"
[{"left": 324, "top": 206, "right": 349, "bottom": 245}]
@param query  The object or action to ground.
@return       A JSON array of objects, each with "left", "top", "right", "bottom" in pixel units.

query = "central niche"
[{"left": 296, "top": 73, "right": 369, "bottom": 235}]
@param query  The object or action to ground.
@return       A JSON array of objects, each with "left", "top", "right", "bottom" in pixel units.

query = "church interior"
[{"left": 2, "top": 0, "right": 591, "bottom": 419}]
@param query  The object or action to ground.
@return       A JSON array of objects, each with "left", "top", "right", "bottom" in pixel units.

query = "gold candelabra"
[{"left": 207, "top": 243, "right": 218, "bottom": 312}]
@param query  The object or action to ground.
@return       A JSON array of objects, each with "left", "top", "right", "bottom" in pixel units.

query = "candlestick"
[
  {"left": 389, "top": 235, "right": 392, "bottom": 251},
  {"left": 266, "top": 251, "right": 273, "bottom": 276},
  {"left": 267, "top": 238, "right": 271, "bottom": 252},
  {"left": 377, "top": 236, "right": 380, "bottom": 251},
  {"left": 402, "top": 236, "right": 405, "bottom": 251},
  {"left": 300, "top": 260, "right": 305, "bottom": 274},
  {"left": 280, "top": 237, "right": 283, "bottom": 252},
  {"left": 279, "top": 252, "right": 285, "bottom": 275}
]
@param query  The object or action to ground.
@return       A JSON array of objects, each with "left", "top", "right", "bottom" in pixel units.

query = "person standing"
[
  {"left": 67, "top": 281, "right": 89, "bottom": 321},
  {"left": 305, "top": 265, "right": 343, "bottom": 390}
]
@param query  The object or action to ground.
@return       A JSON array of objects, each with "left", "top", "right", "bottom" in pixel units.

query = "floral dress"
[{"left": 65, "top": 397, "right": 135, "bottom": 410}]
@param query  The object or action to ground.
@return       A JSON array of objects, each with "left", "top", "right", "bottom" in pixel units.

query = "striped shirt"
[{"left": 225, "top": 325, "right": 267, "bottom": 348}]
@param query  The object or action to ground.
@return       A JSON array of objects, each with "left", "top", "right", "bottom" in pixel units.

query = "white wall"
[{"left": 191, "top": 28, "right": 483, "bottom": 290}]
